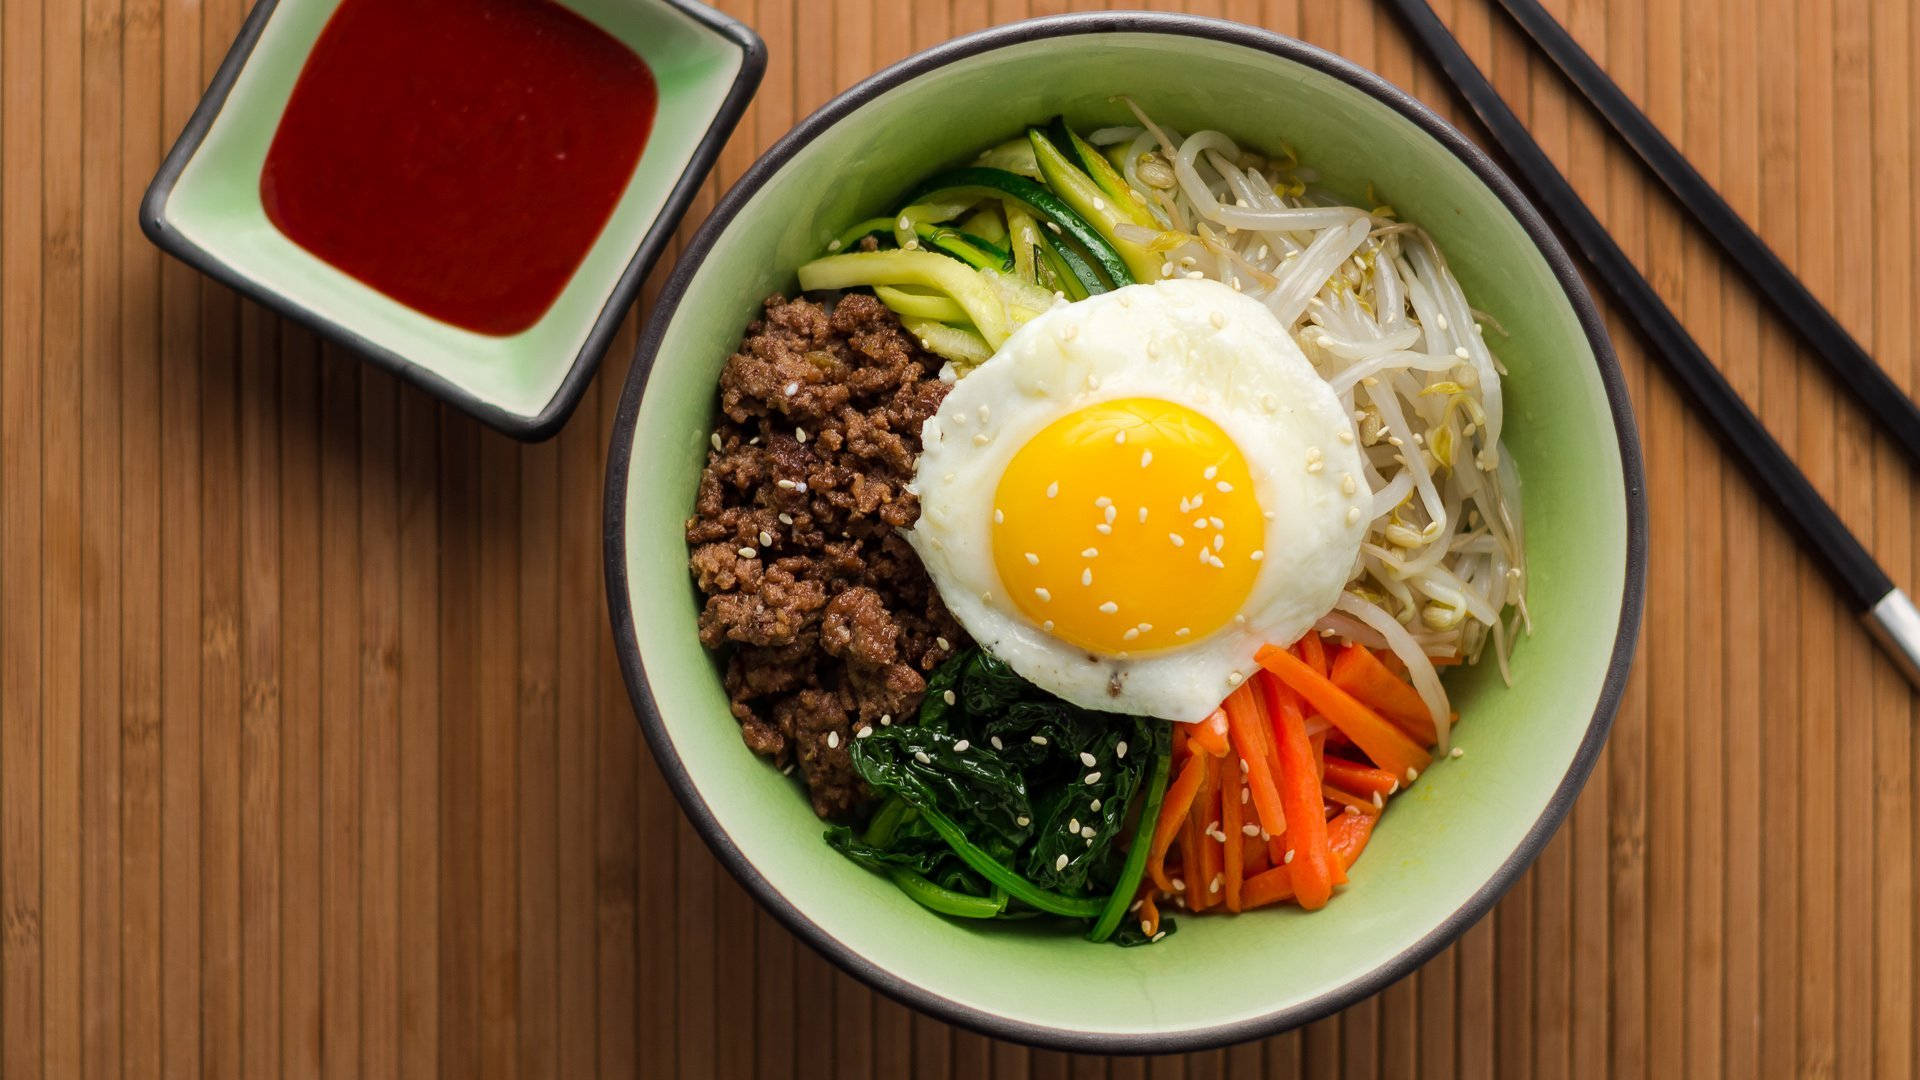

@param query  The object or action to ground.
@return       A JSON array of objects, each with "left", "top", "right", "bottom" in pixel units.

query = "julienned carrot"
[
  {"left": 1330, "top": 644, "right": 1438, "bottom": 746},
  {"left": 1260, "top": 673, "right": 1335, "bottom": 910},
  {"left": 1311, "top": 731, "right": 1326, "bottom": 783},
  {"left": 1222, "top": 684, "right": 1287, "bottom": 841},
  {"left": 1148, "top": 751, "right": 1206, "bottom": 893},
  {"left": 1195, "top": 755, "right": 1224, "bottom": 910},
  {"left": 1327, "top": 810, "right": 1377, "bottom": 867},
  {"left": 1190, "top": 707, "right": 1232, "bottom": 757},
  {"left": 1220, "top": 749, "right": 1245, "bottom": 911},
  {"left": 1323, "top": 756, "right": 1401, "bottom": 800},
  {"left": 1179, "top": 796, "right": 1204, "bottom": 911},
  {"left": 1138, "top": 891, "right": 1160, "bottom": 937},
  {"left": 1322, "top": 782, "right": 1382, "bottom": 817},
  {"left": 1295, "top": 632, "right": 1330, "bottom": 677},
  {"left": 1240, "top": 863, "right": 1297, "bottom": 909},
  {"left": 1255, "top": 646, "right": 1433, "bottom": 781}
]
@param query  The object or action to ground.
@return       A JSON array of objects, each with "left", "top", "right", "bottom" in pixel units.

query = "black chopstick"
[
  {"left": 1487, "top": 0, "right": 1920, "bottom": 470},
  {"left": 1382, "top": 0, "right": 1920, "bottom": 688}
]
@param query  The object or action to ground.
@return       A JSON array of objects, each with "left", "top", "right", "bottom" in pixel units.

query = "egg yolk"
[{"left": 992, "top": 397, "right": 1267, "bottom": 655}]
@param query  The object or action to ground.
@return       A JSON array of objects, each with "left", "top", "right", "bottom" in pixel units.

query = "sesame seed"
[
  {"left": 990, "top": 736, "right": 1004, "bottom": 750},
  {"left": 1024, "top": 552, "right": 1040, "bottom": 566},
  {"left": 1209, "top": 311, "right": 1226, "bottom": 329},
  {"left": 1098, "top": 601, "right": 1119, "bottom": 614},
  {"left": 782, "top": 765, "right": 794, "bottom": 775},
  {"left": 1212, "top": 535, "right": 1225, "bottom": 552},
  {"left": 776, "top": 479, "right": 797, "bottom": 490},
  {"left": 856, "top": 726, "right": 873, "bottom": 739},
  {"left": 1138, "top": 507, "right": 1148, "bottom": 523},
  {"left": 1017, "top": 815, "right": 1031, "bottom": 826},
  {"left": 794, "top": 481, "right": 808, "bottom": 493},
  {"left": 1095, "top": 520, "right": 1113, "bottom": 533},
  {"left": 1141, "top": 919, "right": 1153, "bottom": 936},
  {"left": 1114, "top": 430, "right": 1127, "bottom": 445},
  {"left": 1217, "top": 480, "right": 1234, "bottom": 492},
  {"left": 1174, "top": 627, "right": 1190, "bottom": 637},
  {"left": 1209, "top": 875, "right": 1222, "bottom": 895},
  {"left": 1192, "top": 494, "right": 1205, "bottom": 508},
  {"left": 1342, "top": 475, "right": 1358, "bottom": 496},
  {"left": 1406, "top": 766, "right": 1420, "bottom": 781},
  {"left": 1204, "top": 465, "right": 1218, "bottom": 480},
  {"left": 1047, "top": 221, "right": 1063, "bottom": 235},
  {"left": 1152, "top": 931, "right": 1167, "bottom": 942},
  {"left": 1082, "top": 547, "right": 1099, "bottom": 558},
  {"left": 1242, "top": 823, "right": 1261, "bottom": 837},
  {"left": 827, "top": 731, "right": 840, "bottom": 749},
  {"left": 1081, "top": 569, "right": 1093, "bottom": 587},
  {"left": 1092, "top": 196, "right": 1107, "bottom": 211},
  {"left": 1179, "top": 496, "right": 1191, "bottom": 513},
  {"left": 1227, "top": 671, "right": 1243, "bottom": 686},
  {"left": 1347, "top": 507, "right": 1363, "bottom": 525},
  {"left": 1085, "top": 772, "right": 1102, "bottom": 784},
  {"left": 1171, "top": 878, "right": 1186, "bottom": 892},
  {"left": 954, "top": 740, "right": 970, "bottom": 752},
  {"left": 936, "top": 636, "right": 950, "bottom": 651},
  {"left": 1454, "top": 345, "right": 1471, "bottom": 360},
  {"left": 1242, "top": 789, "right": 1250, "bottom": 804},
  {"left": 1140, "top": 450, "right": 1153, "bottom": 467},
  {"left": 994, "top": 508, "right": 1004, "bottom": 524},
  {"left": 1284, "top": 849, "right": 1296, "bottom": 865},
  {"left": 1082, "top": 826, "right": 1097, "bottom": 839},
  {"left": 943, "top": 690, "right": 957, "bottom": 706},
  {"left": 1069, "top": 818, "right": 1081, "bottom": 833},
  {"left": 1372, "top": 792, "right": 1385, "bottom": 809},
  {"left": 1450, "top": 747, "right": 1465, "bottom": 758},
  {"left": 1115, "top": 741, "right": 1128, "bottom": 759},
  {"left": 1160, "top": 263, "right": 1175, "bottom": 278},
  {"left": 1104, "top": 505, "right": 1117, "bottom": 523},
  {"left": 710, "top": 432, "right": 723, "bottom": 451},
  {"left": 1095, "top": 495, "right": 1113, "bottom": 509},
  {"left": 1090, "top": 799, "right": 1102, "bottom": 811},
  {"left": 1042, "top": 620, "right": 1054, "bottom": 632},
  {"left": 915, "top": 750, "right": 931, "bottom": 764},
  {"left": 1045, "top": 482, "right": 1059, "bottom": 499},
  {"left": 759, "top": 530, "right": 773, "bottom": 547},
  {"left": 1193, "top": 518, "right": 1209, "bottom": 529},
  {"left": 1185, "top": 270, "right": 1205, "bottom": 279},
  {"left": 1056, "top": 854, "right": 1070, "bottom": 871},
  {"left": 1346, "top": 804, "right": 1362, "bottom": 816},
  {"left": 1077, "top": 751, "right": 1097, "bottom": 768},
  {"left": 972, "top": 433, "right": 989, "bottom": 446},
  {"left": 1031, "top": 735, "right": 1049, "bottom": 746},
  {"left": 784, "top": 381, "right": 799, "bottom": 396},
  {"left": 738, "top": 547, "right": 758, "bottom": 558},
  {"left": 1034, "top": 587, "right": 1052, "bottom": 603},
  {"left": 1250, "top": 550, "right": 1265, "bottom": 561},
  {"left": 778, "top": 512, "right": 794, "bottom": 525},
  {"left": 1337, "top": 429, "right": 1354, "bottom": 443},
  {"left": 827, "top": 238, "right": 844, "bottom": 251},
  {"left": 1138, "top": 623, "right": 1152, "bottom": 633},
  {"left": 1122, "top": 628, "right": 1139, "bottom": 641},
  {"left": 880, "top": 714, "right": 892, "bottom": 725},
  {"left": 795, "top": 427, "right": 808, "bottom": 443},
  {"left": 1434, "top": 313, "right": 1449, "bottom": 330}
]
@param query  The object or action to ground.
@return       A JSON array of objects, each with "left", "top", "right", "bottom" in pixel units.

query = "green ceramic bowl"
[
  {"left": 605, "top": 13, "right": 1645, "bottom": 1052},
  {"left": 140, "top": 0, "right": 762, "bottom": 440}
]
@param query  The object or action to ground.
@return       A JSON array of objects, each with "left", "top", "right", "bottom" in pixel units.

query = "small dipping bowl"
[{"left": 141, "top": 0, "right": 763, "bottom": 440}]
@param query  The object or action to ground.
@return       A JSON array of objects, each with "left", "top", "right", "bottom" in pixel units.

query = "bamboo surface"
[{"left": 2, "top": 0, "right": 1918, "bottom": 1075}]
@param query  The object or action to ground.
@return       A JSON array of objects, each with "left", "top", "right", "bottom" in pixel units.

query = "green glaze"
[
  {"left": 617, "top": 30, "right": 1634, "bottom": 1044},
  {"left": 156, "top": 0, "right": 744, "bottom": 422}
]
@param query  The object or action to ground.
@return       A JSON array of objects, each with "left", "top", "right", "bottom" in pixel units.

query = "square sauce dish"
[{"left": 141, "top": 0, "right": 764, "bottom": 440}]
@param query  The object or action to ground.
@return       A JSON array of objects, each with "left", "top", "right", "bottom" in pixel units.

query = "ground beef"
[{"left": 687, "top": 293, "right": 969, "bottom": 819}]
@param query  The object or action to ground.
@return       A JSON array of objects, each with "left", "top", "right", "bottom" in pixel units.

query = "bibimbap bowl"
[{"left": 605, "top": 13, "right": 1645, "bottom": 1053}]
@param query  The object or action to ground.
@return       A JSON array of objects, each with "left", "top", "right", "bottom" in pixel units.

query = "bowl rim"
[
  {"left": 603, "top": 11, "right": 1648, "bottom": 1054},
  {"left": 137, "top": 0, "right": 766, "bottom": 442}
]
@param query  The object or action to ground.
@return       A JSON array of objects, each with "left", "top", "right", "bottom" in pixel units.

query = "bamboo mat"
[{"left": 1, "top": 0, "right": 1917, "bottom": 1075}]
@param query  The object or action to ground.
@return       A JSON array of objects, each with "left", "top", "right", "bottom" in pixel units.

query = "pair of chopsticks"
[{"left": 1384, "top": 0, "right": 1920, "bottom": 690}]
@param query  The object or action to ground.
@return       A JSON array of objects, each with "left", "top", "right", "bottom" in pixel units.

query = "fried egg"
[{"left": 908, "top": 278, "right": 1370, "bottom": 722}]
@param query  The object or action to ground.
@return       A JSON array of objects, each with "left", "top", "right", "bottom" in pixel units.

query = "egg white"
[{"left": 907, "top": 279, "right": 1369, "bottom": 722}]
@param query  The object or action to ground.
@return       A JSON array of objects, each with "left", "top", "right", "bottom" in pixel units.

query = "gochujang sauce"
[{"left": 260, "top": 0, "right": 658, "bottom": 336}]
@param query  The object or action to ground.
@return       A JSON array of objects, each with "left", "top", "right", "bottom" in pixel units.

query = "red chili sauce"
[{"left": 260, "top": 0, "right": 657, "bottom": 337}]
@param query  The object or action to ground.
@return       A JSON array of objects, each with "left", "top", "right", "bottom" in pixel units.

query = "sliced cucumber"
[
  {"left": 913, "top": 224, "right": 1013, "bottom": 274},
  {"left": 906, "top": 167, "right": 1134, "bottom": 290},
  {"left": 830, "top": 217, "right": 896, "bottom": 253},
  {"left": 873, "top": 285, "right": 969, "bottom": 324},
  {"left": 797, "top": 250, "right": 1014, "bottom": 347},
  {"left": 900, "top": 316, "right": 993, "bottom": 370},
  {"left": 1003, "top": 203, "right": 1041, "bottom": 284},
  {"left": 972, "top": 135, "right": 1042, "bottom": 179},
  {"left": 1029, "top": 124, "right": 1162, "bottom": 283},
  {"left": 1035, "top": 233, "right": 1096, "bottom": 301},
  {"left": 1049, "top": 117, "right": 1158, "bottom": 230}
]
